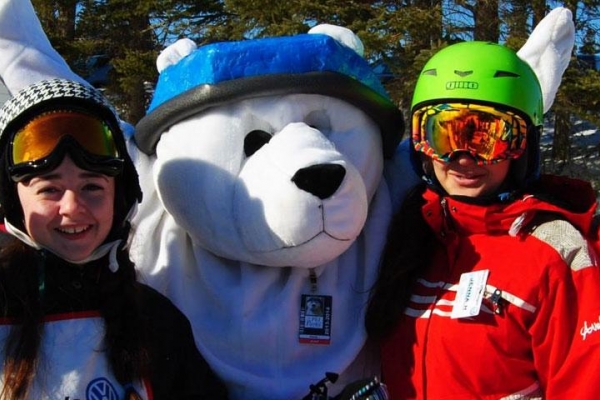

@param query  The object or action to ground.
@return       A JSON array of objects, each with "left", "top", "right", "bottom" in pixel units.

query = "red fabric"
[{"left": 382, "top": 175, "right": 600, "bottom": 399}]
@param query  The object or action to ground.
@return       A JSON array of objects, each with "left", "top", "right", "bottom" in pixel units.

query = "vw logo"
[{"left": 86, "top": 377, "right": 119, "bottom": 400}]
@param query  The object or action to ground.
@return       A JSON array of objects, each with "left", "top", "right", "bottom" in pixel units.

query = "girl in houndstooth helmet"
[{"left": 0, "top": 79, "right": 227, "bottom": 399}]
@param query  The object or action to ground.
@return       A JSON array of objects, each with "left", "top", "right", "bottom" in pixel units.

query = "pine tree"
[{"left": 29, "top": 0, "right": 599, "bottom": 190}]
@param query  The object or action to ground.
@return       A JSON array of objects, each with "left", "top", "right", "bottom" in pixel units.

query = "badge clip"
[{"left": 491, "top": 288, "right": 503, "bottom": 315}]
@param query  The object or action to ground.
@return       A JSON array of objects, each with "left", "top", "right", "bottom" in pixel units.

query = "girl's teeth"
[{"left": 59, "top": 226, "right": 89, "bottom": 234}]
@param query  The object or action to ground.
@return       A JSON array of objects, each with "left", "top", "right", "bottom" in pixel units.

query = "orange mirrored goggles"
[
  {"left": 8, "top": 111, "right": 121, "bottom": 180},
  {"left": 412, "top": 103, "right": 529, "bottom": 165}
]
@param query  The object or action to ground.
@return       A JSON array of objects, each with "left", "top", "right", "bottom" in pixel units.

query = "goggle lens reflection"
[
  {"left": 412, "top": 103, "right": 528, "bottom": 165},
  {"left": 11, "top": 111, "right": 118, "bottom": 166}
]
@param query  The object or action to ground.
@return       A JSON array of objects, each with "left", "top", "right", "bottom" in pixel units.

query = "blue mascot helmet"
[{"left": 135, "top": 32, "right": 405, "bottom": 158}]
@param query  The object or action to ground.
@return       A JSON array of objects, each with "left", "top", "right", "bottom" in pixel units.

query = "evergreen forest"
[{"left": 32, "top": 0, "right": 600, "bottom": 191}]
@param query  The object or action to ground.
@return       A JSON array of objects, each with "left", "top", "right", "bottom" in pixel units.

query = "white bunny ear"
[
  {"left": 308, "top": 24, "right": 365, "bottom": 57},
  {"left": 0, "top": 0, "right": 88, "bottom": 95},
  {"left": 156, "top": 38, "right": 197, "bottom": 73},
  {"left": 517, "top": 7, "right": 575, "bottom": 113}
]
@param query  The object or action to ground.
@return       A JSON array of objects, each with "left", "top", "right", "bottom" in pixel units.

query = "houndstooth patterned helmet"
[{"left": 0, "top": 78, "right": 120, "bottom": 138}]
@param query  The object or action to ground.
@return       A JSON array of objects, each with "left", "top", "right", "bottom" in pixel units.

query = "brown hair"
[{"left": 365, "top": 183, "right": 435, "bottom": 340}]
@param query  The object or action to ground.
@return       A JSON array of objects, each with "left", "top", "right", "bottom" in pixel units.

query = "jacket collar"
[{"left": 422, "top": 174, "right": 598, "bottom": 237}]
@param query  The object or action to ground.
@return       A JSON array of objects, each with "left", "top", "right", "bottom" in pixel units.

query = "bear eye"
[
  {"left": 244, "top": 130, "right": 272, "bottom": 157},
  {"left": 305, "top": 110, "right": 331, "bottom": 135}
]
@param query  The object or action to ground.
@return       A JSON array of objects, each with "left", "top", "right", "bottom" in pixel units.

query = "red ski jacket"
[{"left": 382, "top": 175, "right": 600, "bottom": 399}]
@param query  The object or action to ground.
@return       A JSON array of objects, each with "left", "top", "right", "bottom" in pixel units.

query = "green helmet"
[{"left": 411, "top": 41, "right": 543, "bottom": 127}]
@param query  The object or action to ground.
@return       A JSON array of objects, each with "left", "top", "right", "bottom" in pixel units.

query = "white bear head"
[{"left": 134, "top": 26, "right": 404, "bottom": 268}]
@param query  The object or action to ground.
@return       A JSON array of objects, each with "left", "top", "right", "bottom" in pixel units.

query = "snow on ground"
[{"left": 540, "top": 117, "right": 600, "bottom": 210}]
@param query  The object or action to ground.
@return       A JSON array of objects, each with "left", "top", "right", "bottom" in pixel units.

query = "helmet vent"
[
  {"left": 422, "top": 69, "right": 437, "bottom": 76},
  {"left": 454, "top": 70, "right": 472, "bottom": 77},
  {"left": 494, "top": 71, "right": 520, "bottom": 78}
]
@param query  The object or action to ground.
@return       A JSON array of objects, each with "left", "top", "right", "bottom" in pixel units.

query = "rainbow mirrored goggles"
[
  {"left": 8, "top": 111, "right": 123, "bottom": 181},
  {"left": 412, "top": 103, "right": 528, "bottom": 165}
]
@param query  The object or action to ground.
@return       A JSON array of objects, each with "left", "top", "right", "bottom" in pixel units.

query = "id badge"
[
  {"left": 451, "top": 270, "right": 489, "bottom": 319},
  {"left": 299, "top": 294, "right": 332, "bottom": 344}
]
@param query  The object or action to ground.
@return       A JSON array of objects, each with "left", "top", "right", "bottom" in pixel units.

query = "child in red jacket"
[{"left": 366, "top": 41, "right": 600, "bottom": 399}]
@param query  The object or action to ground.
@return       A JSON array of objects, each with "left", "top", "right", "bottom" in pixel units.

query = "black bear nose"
[{"left": 291, "top": 164, "right": 346, "bottom": 200}]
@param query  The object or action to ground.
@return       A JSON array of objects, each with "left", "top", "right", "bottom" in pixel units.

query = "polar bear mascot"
[
  {"left": 0, "top": 0, "right": 574, "bottom": 398},
  {"left": 130, "top": 25, "right": 407, "bottom": 399}
]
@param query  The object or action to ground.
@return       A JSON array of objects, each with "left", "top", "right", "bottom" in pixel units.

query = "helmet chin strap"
[{"left": 4, "top": 218, "right": 123, "bottom": 272}]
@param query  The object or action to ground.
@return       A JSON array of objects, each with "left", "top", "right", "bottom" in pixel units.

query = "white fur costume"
[
  {"left": 128, "top": 27, "right": 406, "bottom": 398},
  {"left": 0, "top": 1, "right": 574, "bottom": 398}
]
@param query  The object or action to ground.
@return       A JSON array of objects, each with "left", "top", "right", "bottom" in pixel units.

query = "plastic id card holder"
[{"left": 299, "top": 294, "right": 332, "bottom": 344}]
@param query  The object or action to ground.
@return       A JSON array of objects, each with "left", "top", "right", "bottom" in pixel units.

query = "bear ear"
[
  {"left": 308, "top": 24, "right": 365, "bottom": 57},
  {"left": 156, "top": 38, "right": 198, "bottom": 73},
  {"left": 517, "top": 7, "right": 575, "bottom": 113}
]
